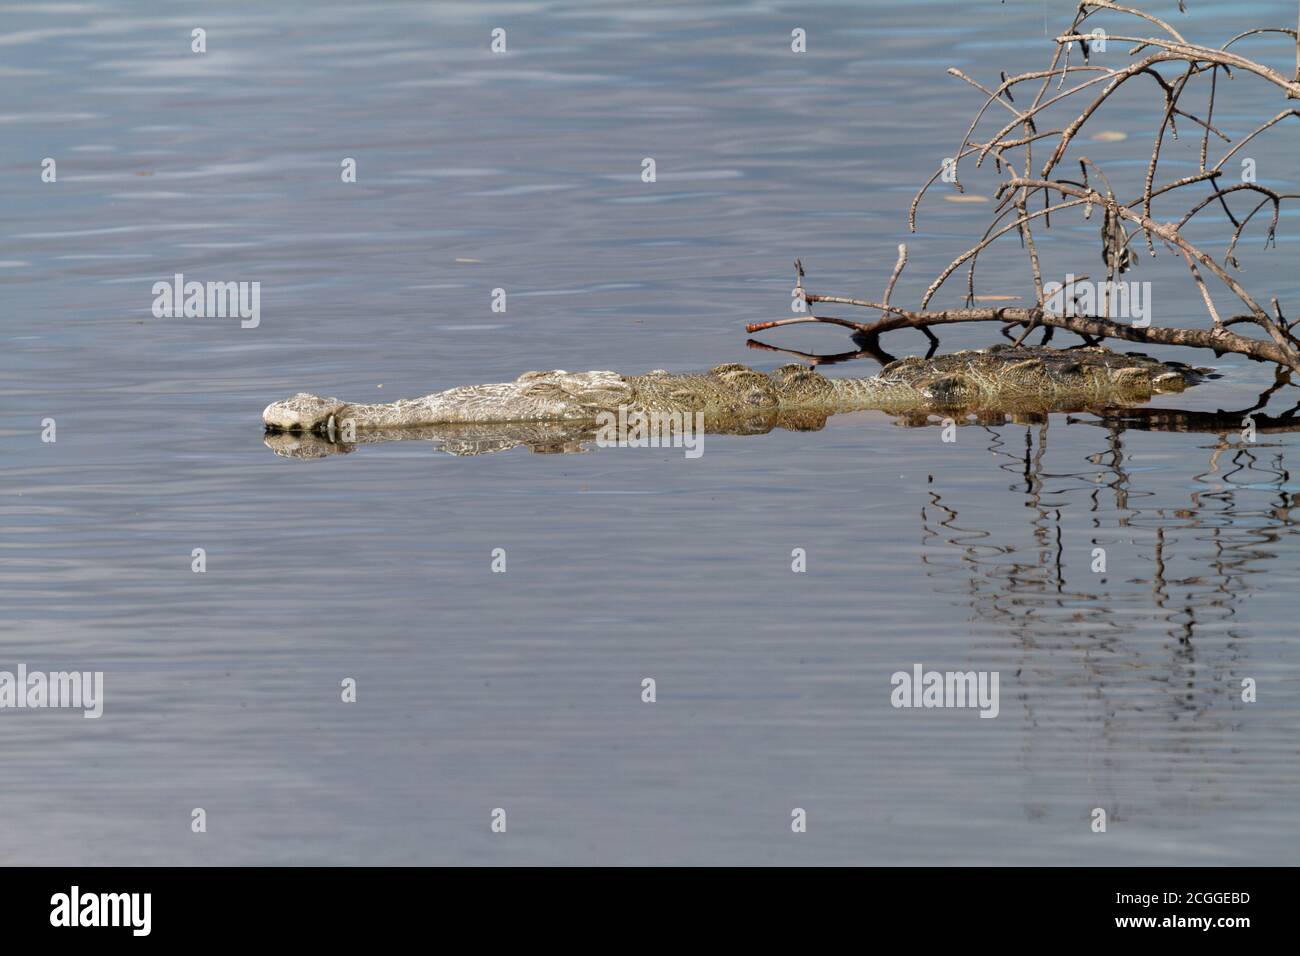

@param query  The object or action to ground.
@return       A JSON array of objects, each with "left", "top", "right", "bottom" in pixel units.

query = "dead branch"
[{"left": 766, "top": 1, "right": 1300, "bottom": 374}]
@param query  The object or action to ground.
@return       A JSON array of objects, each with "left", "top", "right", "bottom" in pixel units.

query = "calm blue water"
[{"left": 2, "top": 0, "right": 1298, "bottom": 864}]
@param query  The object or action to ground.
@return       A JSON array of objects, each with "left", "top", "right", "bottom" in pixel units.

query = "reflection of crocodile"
[
  {"left": 264, "top": 412, "right": 841, "bottom": 458},
  {"left": 264, "top": 346, "right": 1209, "bottom": 448}
]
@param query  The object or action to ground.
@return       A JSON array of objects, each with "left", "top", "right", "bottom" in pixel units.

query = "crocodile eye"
[{"left": 521, "top": 382, "right": 570, "bottom": 399}]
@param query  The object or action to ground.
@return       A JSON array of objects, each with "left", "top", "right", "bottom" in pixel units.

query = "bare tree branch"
[{"left": 766, "top": 1, "right": 1300, "bottom": 374}]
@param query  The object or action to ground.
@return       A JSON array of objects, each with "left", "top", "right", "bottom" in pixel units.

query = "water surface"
[{"left": 2, "top": 0, "right": 1298, "bottom": 864}]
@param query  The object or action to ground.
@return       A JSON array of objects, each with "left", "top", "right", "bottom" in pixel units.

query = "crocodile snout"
[{"left": 262, "top": 393, "right": 347, "bottom": 433}]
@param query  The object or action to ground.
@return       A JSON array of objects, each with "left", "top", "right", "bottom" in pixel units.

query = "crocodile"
[{"left": 262, "top": 345, "right": 1211, "bottom": 456}]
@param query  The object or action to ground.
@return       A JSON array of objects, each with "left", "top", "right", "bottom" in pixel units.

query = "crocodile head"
[{"left": 262, "top": 393, "right": 347, "bottom": 433}]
